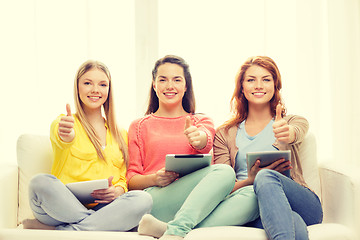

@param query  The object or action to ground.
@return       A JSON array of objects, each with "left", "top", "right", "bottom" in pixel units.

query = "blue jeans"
[
  {"left": 253, "top": 169, "right": 323, "bottom": 240},
  {"left": 28, "top": 174, "right": 153, "bottom": 231}
]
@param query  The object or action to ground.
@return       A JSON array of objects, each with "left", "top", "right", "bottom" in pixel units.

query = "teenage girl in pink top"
[{"left": 127, "top": 55, "right": 259, "bottom": 240}]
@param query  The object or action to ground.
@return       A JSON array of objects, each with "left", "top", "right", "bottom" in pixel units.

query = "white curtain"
[{"left": 1, "top": 0, "right": 359, "bottom": 166}]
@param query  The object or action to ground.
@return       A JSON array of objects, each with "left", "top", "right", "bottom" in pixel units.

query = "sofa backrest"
[
  {"left": 298, "top": 132, "right": 321, "bottom": 198},
  {"left": 16, "top": 132, "right": 321, "bottom": 225}
]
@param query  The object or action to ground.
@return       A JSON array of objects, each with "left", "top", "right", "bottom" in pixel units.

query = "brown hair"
[{"left": 224, "top": 56, "right": 286, "bottom": 130}]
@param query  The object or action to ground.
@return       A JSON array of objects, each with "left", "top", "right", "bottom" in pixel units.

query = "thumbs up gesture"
[
  {"left": 184, "top": 116, "right": 207, "bottom": 149},
  {"left": 58, "top": 104, "right": 75, "bottom": 142},
  {"left": 272, "top": 103, "right": 295, "bottom": 144}
]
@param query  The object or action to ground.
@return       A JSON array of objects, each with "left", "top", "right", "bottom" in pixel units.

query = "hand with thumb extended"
[
  {"left": 272, "top": 102, "right": 295, "bottom": 143},
  {"left": 184, "top": 116, "right": 192, "bottom": 130},
  {"left": 66, "top": 103, "right": 72, "bottom": 117},
  {"left": 184, "top": 116, "right": 207, "bottom": 149},
  {"left": 58, "top": 104, "right": 75, "bottom": 142},
  {"left": 275, "top": 102, "right": 283, "bottom": 121}
]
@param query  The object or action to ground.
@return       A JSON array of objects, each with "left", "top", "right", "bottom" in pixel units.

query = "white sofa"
[{"left": 0, "top": 133, "right": 358, "bottom": 240}]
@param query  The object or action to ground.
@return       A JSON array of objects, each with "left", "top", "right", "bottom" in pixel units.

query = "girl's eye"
[
  {"left": 264, "top": 79, "right": 271, "bottom": 82},
  {"left": 246, "top": 79, "right": 255, "bottom": 82},
  {"left": 84, "top": 82, "right": 91, "bottom": 85},
  {"left": 100, "top": 83, "right": 108, "bottom": 87}
]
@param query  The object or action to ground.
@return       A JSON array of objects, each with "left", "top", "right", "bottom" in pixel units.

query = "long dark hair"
[{"left": 145, "top": 55, "right": 196, "bottom": 115}]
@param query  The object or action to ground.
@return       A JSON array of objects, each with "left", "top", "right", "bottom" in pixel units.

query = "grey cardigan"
[{"left": 213, "top": 115, "right": 310, "bottom": 189}]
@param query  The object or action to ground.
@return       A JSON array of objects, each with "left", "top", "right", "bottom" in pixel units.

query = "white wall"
[
  {"left": 156, "top": 0, "right": 360, "bottom": 165},
  {"left": 1, "top": 0, "right": 360, "bottom": 167},
  {"left": 0, "top": 0, "right": 136, "bottom": 164}
]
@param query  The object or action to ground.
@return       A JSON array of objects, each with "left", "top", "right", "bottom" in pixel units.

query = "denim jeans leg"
[
  {"left": 29, "top": 174, "right": 93, "bottom": 226},
  {"left": 253, "top": 169, "right": 322, "bottom": 240},
  {"left": 30, "top": 174, "right": 153, "bottom": 231},
  {"left": 57, "top": 190, "right": 153, "bottom": 231}
]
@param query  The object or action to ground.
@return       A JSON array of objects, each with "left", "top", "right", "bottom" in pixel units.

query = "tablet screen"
[
  {"left": 66, "top": 179, "right": 108, "bottom": 204},
  {"left": 165, "top": 154, "right": 212, "bottom": 177},
  {"left": 246, "top": 150, "right": 291, "bottom": 178}
]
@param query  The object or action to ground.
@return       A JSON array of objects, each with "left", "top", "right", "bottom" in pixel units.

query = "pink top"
[{"left": 127, "top": 113, "right": 215, "bottom": 181}]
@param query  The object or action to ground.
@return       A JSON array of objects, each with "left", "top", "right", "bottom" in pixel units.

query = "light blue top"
[{"left": 234, "top": 119, "right": 278, "bottom": 180}]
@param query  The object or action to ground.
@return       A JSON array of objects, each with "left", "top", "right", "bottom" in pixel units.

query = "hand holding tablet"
[
  {"left": 66, "top": 179, "right": 108, "bottom": 204},
  {"left": 246, "top": 150, "right": 291, "bottom": 178}
]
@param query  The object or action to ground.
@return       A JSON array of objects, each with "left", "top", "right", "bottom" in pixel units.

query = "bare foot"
[
  {"left": 138, "top": 214, "right": 167, "bottom": 238},
  {"left": 22, "top": 219, "right": 55, "bottom": 230}
]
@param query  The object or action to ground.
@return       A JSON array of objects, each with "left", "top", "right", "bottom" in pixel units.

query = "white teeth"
[
  {"left": 164, "top": 93, "right": 176, "bottom": 96},
  {"left": 253, "top": 92, "right": 265, "bottom": 96}
]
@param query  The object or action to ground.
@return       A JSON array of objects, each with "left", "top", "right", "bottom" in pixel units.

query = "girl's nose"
[
  {"left": 91, "top": 85, "right": 99, "bottom": 93},
  {"left": 166, "top": 80, "right": 175, "bottom": 89},
  {"left": 255, "top": 80, "right": 263, "bottom": 89}
]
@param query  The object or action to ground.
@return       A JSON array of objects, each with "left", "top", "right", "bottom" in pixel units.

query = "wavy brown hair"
[
  {"left": 74, "top": 60, "right": 129, "bottom": 165},
  {"left": 146, "top": 55, "right": 195, "bottom": 115},
  {"left": 224, "top": 56, "right": 286, "bottom": 130}
]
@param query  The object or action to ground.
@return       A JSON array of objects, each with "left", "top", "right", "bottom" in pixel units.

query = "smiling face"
[
  {"left": 153, "top": 63, "right": 187, "bottom": 111},
  {"left": 242, "top": 65, "right": 275, "bottom": 107},
  {"left": 78, "top": 68, "right": 110, "bottom": 113}
]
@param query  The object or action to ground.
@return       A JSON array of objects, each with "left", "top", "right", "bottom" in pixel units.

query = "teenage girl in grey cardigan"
[{"left": 213, "top": 56, "right": 323, "bottom": 240}]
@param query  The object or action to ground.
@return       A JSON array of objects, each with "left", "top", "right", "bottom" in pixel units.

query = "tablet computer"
[
  {"left": 165, "top": 154, "right": 212, "bottom": 177},
  {"left": 246, "top": 150, "right": 291, "bottom": 178},
  {"left": 66, "top": 179, "right": 108, "bottom": 204}
]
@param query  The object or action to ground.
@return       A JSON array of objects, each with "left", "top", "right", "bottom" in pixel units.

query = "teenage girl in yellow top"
[{"left": 23, "top": 60, "right": 152, "bottom": 231}]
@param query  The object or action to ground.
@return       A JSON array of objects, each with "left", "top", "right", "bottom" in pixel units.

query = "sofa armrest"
[
  {"left": 0, "top": 164, "right": 18, "bottom": 228},
  {"left": 319, "top": 161, "right": 360, "bottom": 238}
]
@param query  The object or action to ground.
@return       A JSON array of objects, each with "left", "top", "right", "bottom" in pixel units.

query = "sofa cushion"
[
  {"left": 184, "top": 224, "right": 355, "bottom": 240},
  {"left": 17, "top": 134, "right": 53, "bottom": 224},
  {"left": 0, "top": 229, "right": 155, "bottom": 240}
]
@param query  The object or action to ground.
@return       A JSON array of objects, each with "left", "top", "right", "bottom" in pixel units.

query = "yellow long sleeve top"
[{"left": 50, "top": 114, "right": 128, "bottom": 192}]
